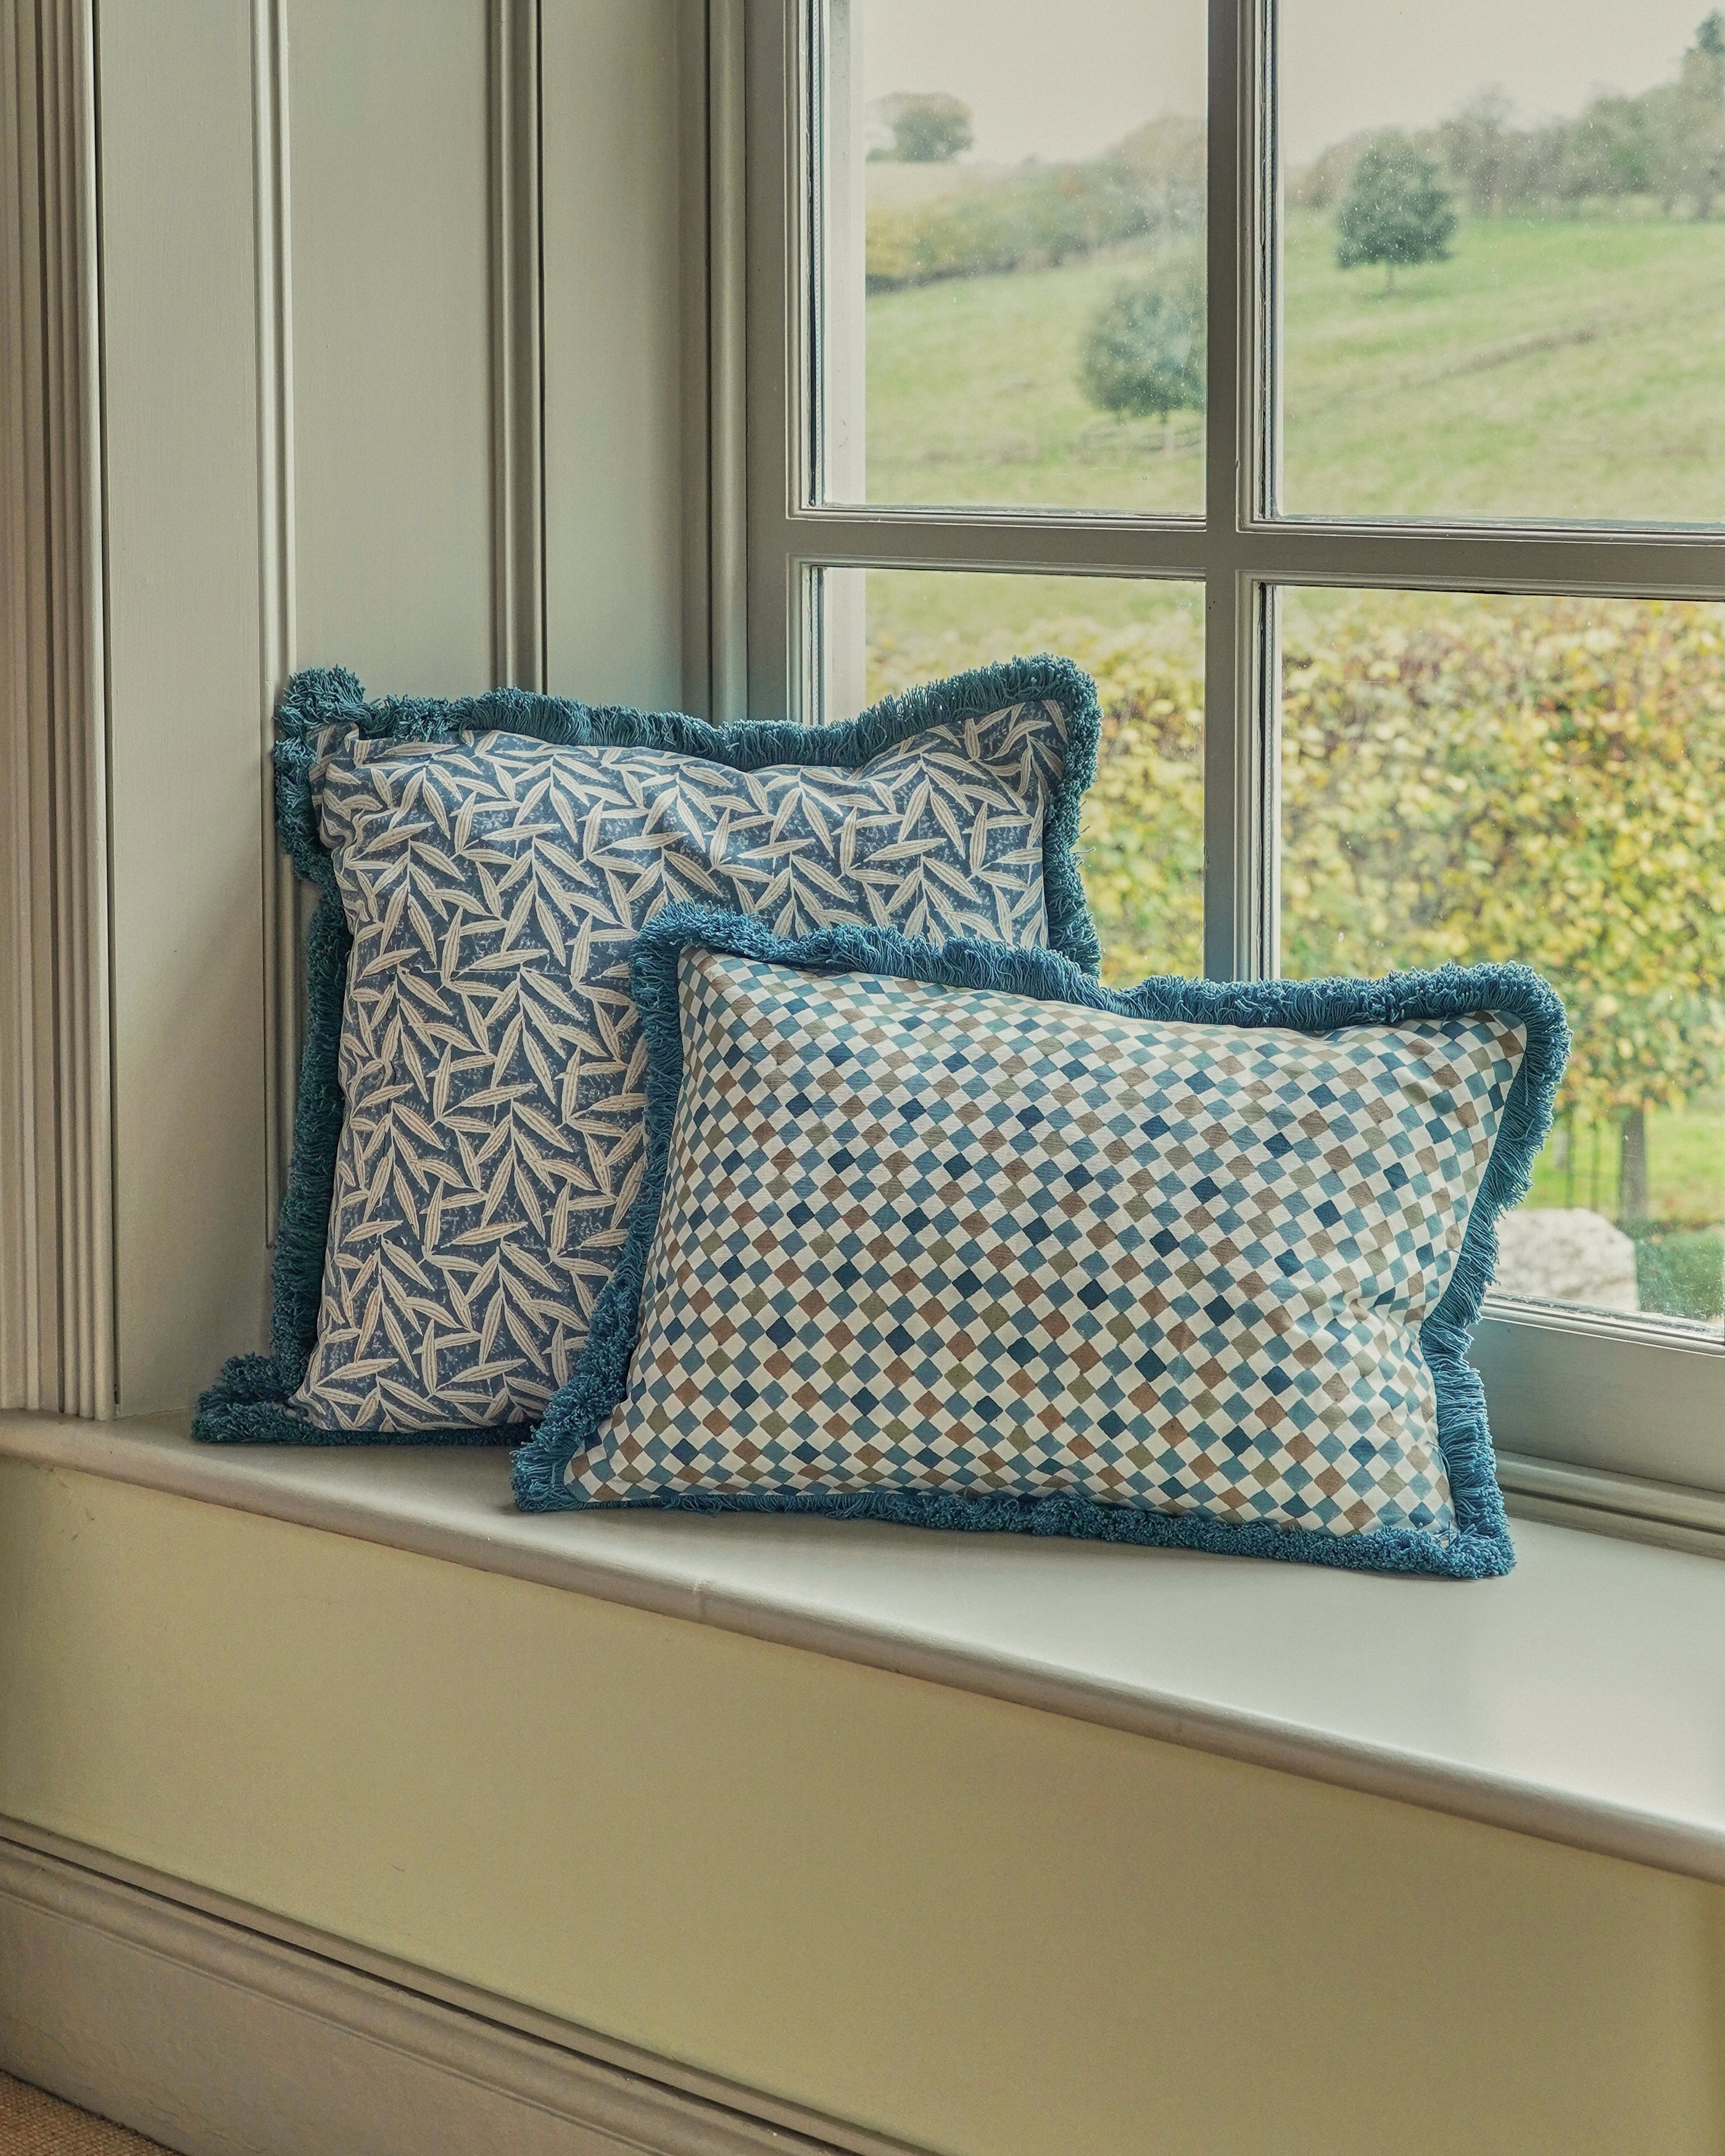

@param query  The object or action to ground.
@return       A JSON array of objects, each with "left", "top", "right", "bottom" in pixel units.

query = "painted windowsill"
[{"left": 3, "top": 1409, "right": 1724, "bottom": 1887}]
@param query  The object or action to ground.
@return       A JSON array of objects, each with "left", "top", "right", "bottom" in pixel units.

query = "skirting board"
[{"left": 0, "top": 1820, "right": 927, "bottom": 2156}]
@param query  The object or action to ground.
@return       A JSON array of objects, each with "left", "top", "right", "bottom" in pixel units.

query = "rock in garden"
[{"left": 1491, "top": 1208, "right": 1639, "bottom": 1314}]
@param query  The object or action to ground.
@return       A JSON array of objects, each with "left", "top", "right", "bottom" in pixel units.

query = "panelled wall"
[
  {"left": 0, "top": 0, "right": 698, "bottom": 1418},
  {"left": 0, "top": 0, "right": 111, "bottom": 1420},
  {"left": 6, "top": 1457, "right": 1725, "bottom": 2156}
]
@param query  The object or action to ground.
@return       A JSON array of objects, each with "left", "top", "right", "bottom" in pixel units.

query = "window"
[{"left": 742, "top": 0, "right": 1725, "bottom": 1511}]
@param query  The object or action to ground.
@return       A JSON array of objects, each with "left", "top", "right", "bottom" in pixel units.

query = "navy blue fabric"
[{"left": 194, "top": 660, "right": 1102, "bottom": 1446}]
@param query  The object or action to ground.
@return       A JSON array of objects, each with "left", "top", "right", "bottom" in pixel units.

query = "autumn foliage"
[
  {"left": 871, "top": 595, "right": 1725, "bottom": 1135},
  {"left": 1278, "top": 597, "right": 1725, "bottom": 1127}
]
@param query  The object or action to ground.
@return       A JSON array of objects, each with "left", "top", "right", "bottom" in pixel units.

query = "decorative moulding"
[
  {"left": 0, "top": 0, "right": 114, "bottom": 1417},
  {"left": 0, "top": 1818, "right": 926, "bottom": 2156}
]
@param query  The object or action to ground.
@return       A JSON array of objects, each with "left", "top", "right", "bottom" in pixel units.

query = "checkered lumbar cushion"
[
  {"left": 194, "top": 661, "right": 1099, "bottom": 1443},
  {"left": 513, "top": 910, "right": 1569, "bottom": 1577}
]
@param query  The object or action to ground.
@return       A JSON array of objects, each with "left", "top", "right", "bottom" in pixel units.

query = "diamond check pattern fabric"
[
  {"left": 295, "top": 706, "right": 1071, "bottom": 1430},
  {"left": 566, "top": 951, "right": 1529, "bottom": 1541}
]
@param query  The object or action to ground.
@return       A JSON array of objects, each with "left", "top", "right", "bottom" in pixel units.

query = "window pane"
[
  {"left": 1279, "top": 1, "right": 1725, "bottom": 521},
  {"left": 817, "top": 1, "right": 1206, "bottom": 513},
  {"left": 1280, "top": 589, "right": 1725, "bottom": 1333},
  {"left": 822, "top": 568, "right": 1204, "bottom": 975}
]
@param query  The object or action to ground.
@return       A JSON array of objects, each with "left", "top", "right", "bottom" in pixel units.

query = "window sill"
[{"left": 3, "top": 1409, "right": 1724, "bottom": 1886}]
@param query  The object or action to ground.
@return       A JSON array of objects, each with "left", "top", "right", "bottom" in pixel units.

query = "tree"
[
  {"left": 1287, "top": 133, "right": 1369, "bottom": 211},
  {"left": 1334, "top": 133, "right": 1458, "bottom": 288},
  {"left": 1275, "top": 597, "right": 1725, "bottom": 1207},
  {"left": 1298, "top": 15, "right": 1725, "bottom": 223},
  {"left": 870, "top": 596, "right": 1725, "bottom": 1254},
  {"left": 890, "top": 93, "right": 972, "bottom": 165},
  {"left": 1438, "top": 89, "right": 1516, "bottom": 215},
  {"left": 1647, "top": 19, "right": 1725, "bottom": 216},
  {"left": 1077, "top": 270, "right": 1205, "bottom": 449},
  {"left": 866, "top": 593, "right": 1725, "bottom": 1240},
  {"left": 1556, "top": 93, "right": 1655, "bottom": 206}
]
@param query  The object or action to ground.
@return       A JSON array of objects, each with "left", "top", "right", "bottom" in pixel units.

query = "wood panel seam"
[
  {"left": 489, "top": 0, "right": 545, "bottom": 695},
  {"left": 0, "top": 0, "right": 114, "bottom": 1416},
  {"left": 253, "top": 0, "right": 299, "bottom": 1235}
]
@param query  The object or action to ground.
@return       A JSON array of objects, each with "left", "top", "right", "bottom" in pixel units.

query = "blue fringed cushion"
[
  {"left": 194, "top": 661, "right": 1101, "bottom": 1443},
  {"left": 512, "top": 908, "right": 1570, "bottom": 1578}
]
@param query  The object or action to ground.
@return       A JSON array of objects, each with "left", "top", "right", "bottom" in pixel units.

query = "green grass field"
[
  {"left": 862, "top": 206, "right": 1725, "bottom": 528},
  {"left": 1281, "top": 210, "right": 1725, "bottom": 521},
  {"left": 865, "top": 238, "right": 1202, "bottom": 517},
  {"left": 1528, "top": 1101, "right": 1725, "bottom": 1224},
  {"left": 857, "top": 205, "right": 1725, "bottom": 1285},
  {"left": 859, "top": 569, "right": 1204, "bottom": 679}
]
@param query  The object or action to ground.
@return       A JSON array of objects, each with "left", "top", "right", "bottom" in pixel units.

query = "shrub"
[
  {"left": 1281, "top": 595, "right": 1725, "bottom": 1130},
  {"left": 865, "top": 595, "right": 1725, "bottom": 1143},
  {"left": 1112, "top": 114, "right": 1207, "bottom": 230},
  {"left": 864, "top": 616, "right": 1207, "bottom": 980},
  {"left": 1334, "top": 133, "right": 1458, "bottom": 288},
  {"left": 889, "top": 93, "right": 972, "bottom": 165},
  {"left": 1077, "top": 270, "right": 1206, "bottom": 428},
  {"left": 1078, "top": 646, "right": 1206, "bottom": 979},
  {"left": 866, "top": 159, "right": 1178, "bottom": 292},
  {"left": 1631, "top": 1224, "right": 1725, "bottom": 1319}
]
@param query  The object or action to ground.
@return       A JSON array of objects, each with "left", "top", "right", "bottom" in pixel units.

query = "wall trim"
[
  {"left": 0, "top": 0, "right": 50, "bottom": 1407},
  {"left": 254, "top": 0, "right": 552, "bottom": 1203},
  {"left": 249, "top": 1, "right": 550, "bottom": 1213},
  {"left": 0, "top": 1818, "right": 928, "bottom": 2156},
  {"left": 676, "top": 0, "right": 710, "bottom": 716},
  {"left": 252, "top": 0, "right": 299, "bottom": 1232},
  {"left": 706, "top": 0, "right": 748, "bottom": 723},
  {"left": 0, "top": 0, "right": 114, "bottom": 1417},
  {"left": 489, "top": 0, "right": 545, "bottom": 694}
]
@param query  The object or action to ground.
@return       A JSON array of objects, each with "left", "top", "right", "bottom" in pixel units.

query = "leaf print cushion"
[{"left": 192, "top": 659, "right": 1102, "bottom": 1443}]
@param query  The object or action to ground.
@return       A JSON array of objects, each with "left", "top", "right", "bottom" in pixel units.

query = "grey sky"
[{"left": 858, "top": 0, "right": 1715, "bottom": 167}]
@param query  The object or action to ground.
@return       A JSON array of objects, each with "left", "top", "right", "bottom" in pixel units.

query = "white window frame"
[{"left": 733, "top": 0, "right": 1725, "bottom": 1532}]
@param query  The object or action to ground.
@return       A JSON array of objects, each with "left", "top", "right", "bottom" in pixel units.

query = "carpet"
[{"left": 0, "top": 2075, "right": 170, "bottom": 2154}]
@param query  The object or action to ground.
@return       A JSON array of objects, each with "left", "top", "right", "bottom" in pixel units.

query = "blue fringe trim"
[
  {"left": 194, "top": 658, "right": 1102, "bottom": 1446},
  {"left": 511, "top": 907, "right": 1572, "bottom": 1581}
]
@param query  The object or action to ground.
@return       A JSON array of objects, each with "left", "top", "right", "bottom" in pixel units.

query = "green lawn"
[
  {"left": 859, "top": 569, "right": 1203, "bottom": 679},
  {"left": 862, "top": 207, "right": 1725, "bottom": 533},
  {"left": 1523, "top": 1100, "right": 1725, "bottom": 1322},
  {"left": 864, "top": 241, "right": 1203, "bottom": 516},
  {"left": 1280, "top": 210, "right": 1725, "bottom": 521},
  {"left": 1528, "top": 1100, "right": 1725, "bottom": 1230}
]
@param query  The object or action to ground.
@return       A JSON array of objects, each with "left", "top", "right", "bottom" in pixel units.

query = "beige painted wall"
[
  {"left": 2, "top": 1453, "right": 1721, "bottom": 2156},
  {"left": 543, "top": 0, "right": 689, "bottom": 711},
  {"left": 99, "top": 0, "right": 270, "bottom": 1417},
  {"left": 287, "top": 0, "right": 497, "bottom": 696},
  {"left": 96, "top": 0, "right": 692, "bottom": 1417}
]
